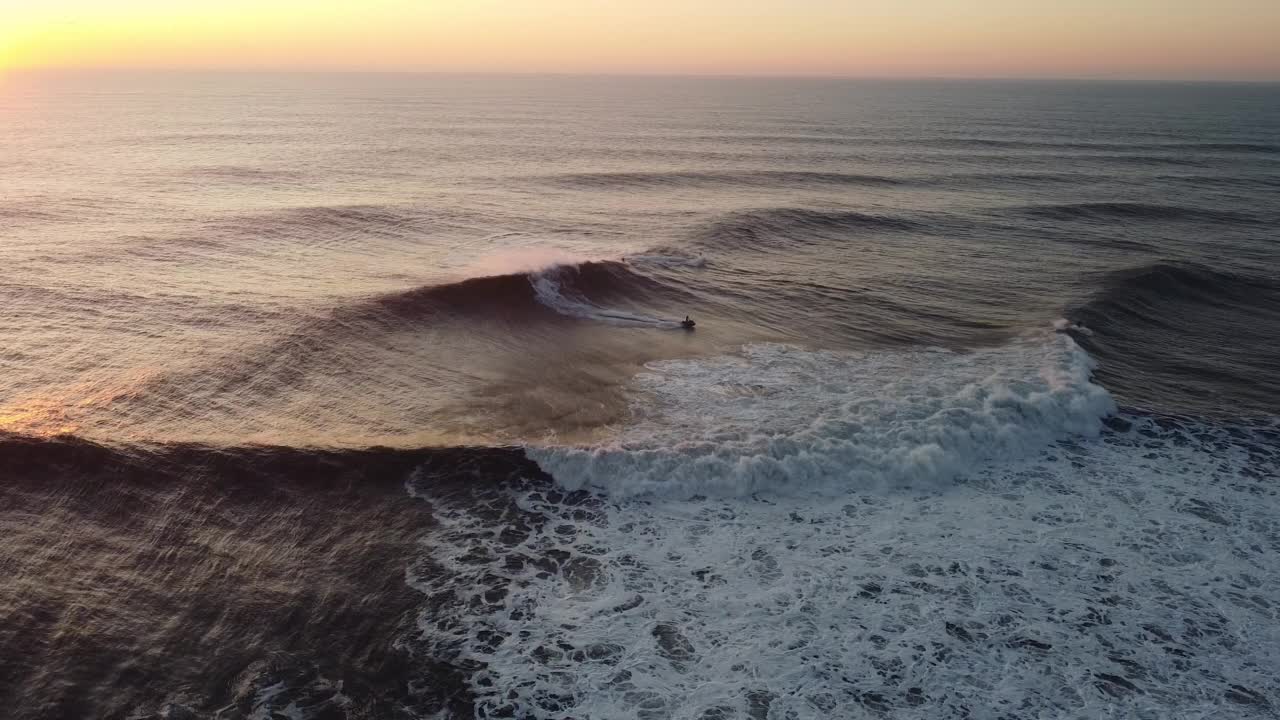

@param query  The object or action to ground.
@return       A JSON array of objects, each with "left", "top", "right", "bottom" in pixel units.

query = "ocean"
[{"left": 1, "top": 72, "right": 1277, "bottom": 719}]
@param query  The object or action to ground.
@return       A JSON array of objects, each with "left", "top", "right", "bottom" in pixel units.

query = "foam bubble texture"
[
  {"left": 530, "top": 334, "right": 1116, "bottom": 498},
  {"left": 409, "top": 416, "right": 1280, "bottom": 719}
]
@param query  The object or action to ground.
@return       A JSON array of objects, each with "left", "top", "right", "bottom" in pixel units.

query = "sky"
[{"left": 2, "top": 0, "right": 1278, "bottom": 80}]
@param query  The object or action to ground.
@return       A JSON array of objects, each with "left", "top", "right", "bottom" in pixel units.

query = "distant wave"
[
  {"left": 129, "top": 131, "right": 294, "bottom": 146},
  {"left": 914, "top": 152, "right": 1206, "bottom": 168},
  {"left": 224, "top": 204, "right": 434, "bottom": 244},
  {"left": 183, "top": 165, "right": 307, "bottom": 184},
  {"left": 541, "top": 170, "right": 908, "bottom": 190},
  {"left": 1014, "top": 202, "right": 1264, "bottom": 225},
  {"left": 938, "top": 172, "right": 1093, "bottom": 186},
  {"left": 1153, "top": 174, "right": 1280, "bottom": 190},
  {"left": 920, "top": 139, "right": 1280, "bottom": 155},
  {"left": 0, "top": 204, "right": 69, "bottom": 223},
  {"left": 184, "top": 203, "right": 495, "bottom": 252},
  {"left": 0, "top": 195, "right": 138, "bottom": 225},
  {"left": 681, "top": 133, "right": 874, "bottom": 145},
  {"left": 1086, "top": 154, "right": 1206, "bottom": 167},
  {"left": 92, "top": 204, "right": 444, "bottom": 261},
  {"left": 917, "top": 138, "right": 1105, "bottom": 151},
  {"left": 623, "top": 249, "right": 708, "bottom": 270},
  {"left": 58, "top": 202, "right": 493, "bottom": 267},
  {"left": 1189, "top": 142, "right": 1280, "bottom": 154},
  {"left": 1045, "top": 233, "right": 1156, "bottom": 253},
  {"left": 696, "top": 207, "right": 918, "bottom": 249},
  {"left": 686, "top": 135, "right": 1280, "bottom": 156}
]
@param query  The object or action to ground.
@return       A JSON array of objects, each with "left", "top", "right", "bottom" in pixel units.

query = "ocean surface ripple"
[{"left": 1, "top": 73, "right": 1277, "bottom": 719}]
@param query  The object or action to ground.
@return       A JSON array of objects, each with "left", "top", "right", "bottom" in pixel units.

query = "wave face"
[
  {"left": 357, "top": 259, "right": 675, "bottom": 326},
  {"left": 1068, "top": 262, "right": 1280, "bottom": 418}
]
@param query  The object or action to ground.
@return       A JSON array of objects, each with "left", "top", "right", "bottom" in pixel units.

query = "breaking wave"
[
  {"left": 529, "top": 332, "right": 1115, "bottom": 499},
  {"left": 355, "top": 260, "right": 686, "bottom": 329}
]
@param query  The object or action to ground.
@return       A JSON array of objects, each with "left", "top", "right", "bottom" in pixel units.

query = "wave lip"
[{"left": 530, "top": 332, "right": 1116, "bottom": 499}]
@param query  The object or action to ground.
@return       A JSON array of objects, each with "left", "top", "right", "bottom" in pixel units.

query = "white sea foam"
[
  {"left": 1053, "top": 317, "right": 1094, "bottom": 336},
  {"left": 530, "top": 333, "right": 1116, "bottom": 498},
  {"left": 406, "top": 335, "right": 1280, "bottom": 719}
]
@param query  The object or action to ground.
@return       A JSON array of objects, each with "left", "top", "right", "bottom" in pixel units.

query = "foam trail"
[{"left": 530, "top": 332, "right": 1116, "bottom": 498}]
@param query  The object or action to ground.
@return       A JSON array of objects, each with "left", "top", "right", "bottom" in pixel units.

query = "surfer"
[{"left": 681, "top": 315, "right": 696, "bottom": 329}]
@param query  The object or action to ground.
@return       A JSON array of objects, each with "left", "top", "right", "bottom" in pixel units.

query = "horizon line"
[{"left": 7, "top": 66, "right": 1280, "bottom": 84}]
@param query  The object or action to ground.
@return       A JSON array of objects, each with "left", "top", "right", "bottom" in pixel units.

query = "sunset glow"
[{"left": 3, "top": 0, "right": 1278, "bottom": 80}]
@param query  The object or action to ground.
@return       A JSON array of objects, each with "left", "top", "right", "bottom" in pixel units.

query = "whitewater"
[{"left": 408, "top": 332, "right": 1279, "bottom": 719}]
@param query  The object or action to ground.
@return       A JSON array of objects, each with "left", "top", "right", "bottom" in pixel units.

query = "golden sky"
[{"left": 2, "top": 0, "right": 1278, "bottom": 79}]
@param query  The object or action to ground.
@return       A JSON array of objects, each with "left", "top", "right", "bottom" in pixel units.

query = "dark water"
[{"left": 1, "top": 73, "right": 1278, "bottom": 719}]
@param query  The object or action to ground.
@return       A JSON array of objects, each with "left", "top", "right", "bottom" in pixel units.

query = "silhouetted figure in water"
[{"left": 680, "top": 315, "right": 696, "bottom": 329}]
